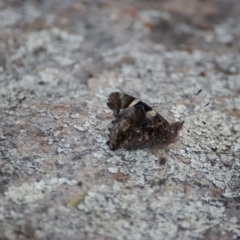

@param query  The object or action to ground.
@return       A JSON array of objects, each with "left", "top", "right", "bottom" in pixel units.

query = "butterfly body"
[{"left": 107, "top": 92, "right": 184, "bottom": 151}]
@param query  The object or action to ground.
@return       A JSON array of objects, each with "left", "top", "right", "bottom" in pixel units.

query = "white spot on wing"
[
  {"left": 129, "top": 99, "right": 140, "bottom": 107},
  {"left": 147, "top": 110, "right": 157, "bottom": 117}
]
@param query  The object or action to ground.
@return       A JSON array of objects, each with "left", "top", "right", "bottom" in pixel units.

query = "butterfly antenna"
[
  {"left": 179, "top": 89, "right": 202, "bottom": 120},
  {"left": 183, "top": 103, "right": 210, "bottom": 119}
]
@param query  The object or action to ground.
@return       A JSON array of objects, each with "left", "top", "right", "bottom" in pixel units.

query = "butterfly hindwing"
[{"left": 107, "top": 105, "right": 146, "bottom": 150}]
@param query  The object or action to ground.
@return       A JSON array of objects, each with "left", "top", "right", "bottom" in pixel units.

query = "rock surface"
[{"left": 0, "top": 0, "right": 239, "bottom": 239}]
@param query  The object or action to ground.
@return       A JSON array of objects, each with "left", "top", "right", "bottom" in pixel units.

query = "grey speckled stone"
[{"left": 0, "top": 0, "right": 239, "bottom": 240}]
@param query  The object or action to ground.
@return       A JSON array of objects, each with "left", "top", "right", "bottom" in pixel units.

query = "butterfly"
[{"left": 106, "top": 92, "right": 184, "bottom": 151}]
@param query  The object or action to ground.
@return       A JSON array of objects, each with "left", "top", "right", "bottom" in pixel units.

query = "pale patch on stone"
[{"left": 5, "top": 178, "right": 77, "bottom": 205}]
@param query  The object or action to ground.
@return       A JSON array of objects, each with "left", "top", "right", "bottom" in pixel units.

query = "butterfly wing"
[
  {"left": 122, "top": 113, "right": 171, "bottom": 149},
  {"left": 107, "top": 92, "right": 135, "bottom": 116},
  {"left": 106, "top": 92, "right": 180, "bottom": 150},
  {"left": 107, "top": 106, "right": 146, "bottom": 150}
]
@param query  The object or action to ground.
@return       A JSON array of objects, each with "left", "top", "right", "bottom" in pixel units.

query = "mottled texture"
[
  {"left": 106, "top": 92, "right": 184, "bottom": 150},
  {"left": 0, "top": 0, "right": 239, "bottom": 240}
]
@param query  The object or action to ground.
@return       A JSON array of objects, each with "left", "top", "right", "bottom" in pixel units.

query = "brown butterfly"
[{"left": 106, "top": 92, "right": 184, "bottom": 151}]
